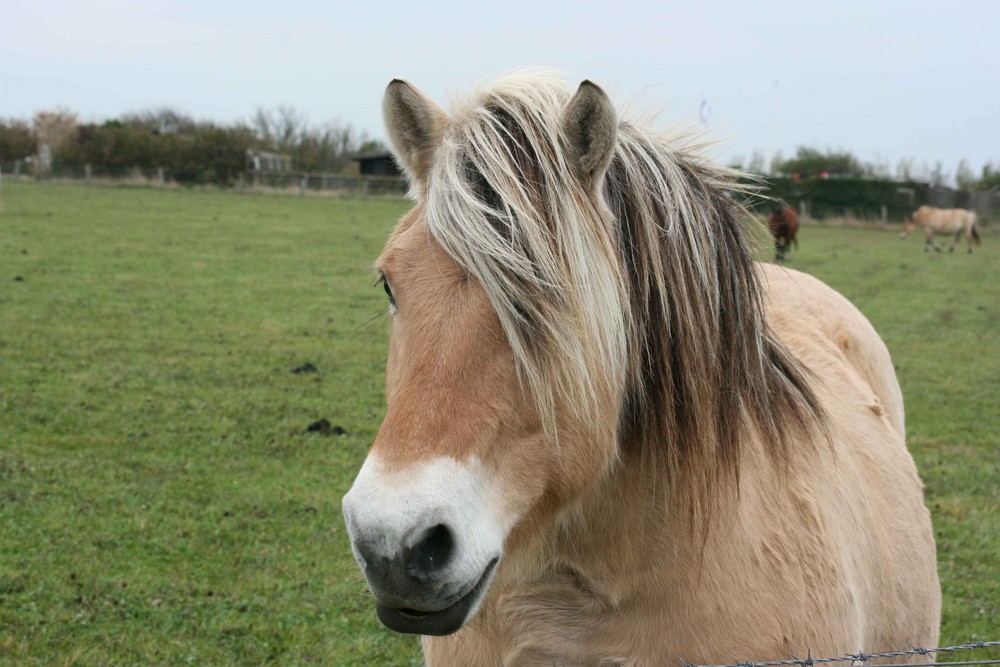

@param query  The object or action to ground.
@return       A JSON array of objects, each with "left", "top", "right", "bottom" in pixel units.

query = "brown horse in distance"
[{"left": 768, "top": 204, "right": 799, "bottom": 262}]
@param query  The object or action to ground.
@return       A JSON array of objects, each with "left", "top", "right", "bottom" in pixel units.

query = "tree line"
[
  {"left": 2, "top": 111, "right": 998, "bottom": 191},
  {"left": 736, "top": 146, "right": 1000, "bottom": 192},
  {"left": 0, "top": 107, "right": 386, "bottom": 185}
]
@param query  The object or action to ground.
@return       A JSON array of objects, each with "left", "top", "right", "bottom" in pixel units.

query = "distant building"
[
  {"left": 38, "top": 144, "right": 53, "bottom": 173},
  {"left": 246, "top": 149, "right": 292, "bottom": 172},
  {"left": 355, "top": 153, "right": 402, "bottom": 177}
]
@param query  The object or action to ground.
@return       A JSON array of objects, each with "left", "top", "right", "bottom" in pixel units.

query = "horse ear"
[
  {"left": 383, "top": 79, "right": 448, "bottom": 186},
  {"left": 561, "top": 80, "right": 618, "bottom": 190}
]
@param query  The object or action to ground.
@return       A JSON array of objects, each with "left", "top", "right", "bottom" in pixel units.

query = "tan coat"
[{"left": 424, "top": 265, "right": 939, "bottom": 666}]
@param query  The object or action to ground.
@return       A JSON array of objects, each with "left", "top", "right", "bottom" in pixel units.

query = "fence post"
[
  {"left": 85, "top": 164, "right": 92, "bottom": 184},
  {"left": 880, "top": 205, "right": 887, "bottom": 224},
  {"left": 0, "top": 165, "right": 4, "bottom": 215},
  {"left": 362, "top": 176, "right": 369, "bottom": 200},
  {"left": 157, "top": 167, "right": 165, "bottom": 188}
]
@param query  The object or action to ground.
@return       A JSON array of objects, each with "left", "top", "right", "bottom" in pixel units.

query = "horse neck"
[{"left": 549, "top": 445, "right": 745, "bottom": 591}]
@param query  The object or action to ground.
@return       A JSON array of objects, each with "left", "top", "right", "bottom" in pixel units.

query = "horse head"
[
  {"left": 341, "top": 76, "right": 623, "bottom": 636},
  {"left": 900, "top": 217, "right": 915, "bottom": 239}
]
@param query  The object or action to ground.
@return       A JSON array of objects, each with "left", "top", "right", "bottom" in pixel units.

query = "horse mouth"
[{"left": 375, "top": 558, "right": 499, "bottom": 636}]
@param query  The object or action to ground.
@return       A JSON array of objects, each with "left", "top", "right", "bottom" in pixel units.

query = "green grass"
[
  {"left": 0, "top": 182, "right": 421, "bottom": 665},
  {"left": 0, "top": 182, "right": 996, "bottom": 665}
]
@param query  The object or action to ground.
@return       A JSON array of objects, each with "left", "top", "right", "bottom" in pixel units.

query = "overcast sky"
[{"left": 4, "top": 1, "right": 998, "bottom": 181}]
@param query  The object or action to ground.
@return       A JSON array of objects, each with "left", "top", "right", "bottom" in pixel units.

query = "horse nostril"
[{"left": 404, "top": 524, "right": 455, "bottom": 579}]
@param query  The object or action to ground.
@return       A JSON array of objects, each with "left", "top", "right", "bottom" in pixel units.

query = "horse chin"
[{"left": 374, "top": 557, "right": 499, "bottom": 636}]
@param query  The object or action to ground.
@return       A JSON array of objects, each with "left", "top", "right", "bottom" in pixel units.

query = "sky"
[{"left": 3, "top": 1, "right": 999, "bottom": 182}]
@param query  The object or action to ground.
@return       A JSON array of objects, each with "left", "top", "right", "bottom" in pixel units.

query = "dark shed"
[{"left": 355, "top": 153, "right": 403, "bottom": 177}]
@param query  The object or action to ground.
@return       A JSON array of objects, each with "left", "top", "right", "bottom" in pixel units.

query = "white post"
[{"left": 0, "top": 165, "right": 4, "bottom": 215}]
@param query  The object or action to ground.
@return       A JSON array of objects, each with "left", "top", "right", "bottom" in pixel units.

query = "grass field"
[{"left": 1, "top": 181, "right": 997, "bottom": 666}]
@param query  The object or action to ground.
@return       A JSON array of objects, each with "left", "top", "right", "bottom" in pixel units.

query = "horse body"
[
  {"left": 768, "top": 205, "right": 799, "bottom": 261},
  {"left": 901, "top": 205, "right": 980, "bottom": 252},
  {"left": 341, "top": 72, "right": 939, "bottom": 666},
  {"left": 423, "top": 264, "right": 936, "bottom": 667}
]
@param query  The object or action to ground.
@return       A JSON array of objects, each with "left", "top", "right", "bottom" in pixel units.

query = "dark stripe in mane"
[
  {"left": 604, "top": 132, "right": 820, "bottom": 483},
  {"left": 460, "top": 105, "right": 567, "bottom": 335}
]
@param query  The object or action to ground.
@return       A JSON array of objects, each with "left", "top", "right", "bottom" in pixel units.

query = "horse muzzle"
[
  {"left": 373, "top": 556, "right": 499, "bottom": 635},
  {"left": 341, "top": 455, "right": 506, "bottom": 635}
]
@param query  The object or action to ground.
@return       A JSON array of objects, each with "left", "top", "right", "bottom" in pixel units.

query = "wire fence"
[
  {"left": 0, "top": 160, "right": 410, "bottom": 200},
  {"left": 3, "top": 158, "right": 998, "bottom": 221},
  {"left": 247, "top": 170, "right": 408, "bottom": 198},
  {"left": 685, "top": 641, "right": 1000, "bottom": 667}
]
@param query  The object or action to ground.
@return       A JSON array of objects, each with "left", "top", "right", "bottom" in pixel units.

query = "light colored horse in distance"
[
  {"left": 341, "top": 71, "right": 940, "bottom": 666},
  {"left": 901, "top": 205, "right": 981, "bottom": 253}
]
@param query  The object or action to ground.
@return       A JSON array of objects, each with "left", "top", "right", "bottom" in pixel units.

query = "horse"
[
  {"left": 341, "top": 72, "right": 940, "bottom": 666},
  {"left": 901, "top": 205, "right": 981, "bottom": 253},
  {"left": 768, "top": 204, "right": 799, "bottom": 262}
]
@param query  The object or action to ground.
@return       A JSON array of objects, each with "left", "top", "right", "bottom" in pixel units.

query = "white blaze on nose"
[{"left": 342, "top": 454, "right": 507, "bottom": 585}]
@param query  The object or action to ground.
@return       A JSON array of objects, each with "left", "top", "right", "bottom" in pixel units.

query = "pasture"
[{"left": 0, "top": 181, "right": 996, "bottom": 665}]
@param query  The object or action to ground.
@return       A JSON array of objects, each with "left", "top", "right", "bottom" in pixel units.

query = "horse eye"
[{"left": 380, "top": 277, "right": 397, "bottom": 313}]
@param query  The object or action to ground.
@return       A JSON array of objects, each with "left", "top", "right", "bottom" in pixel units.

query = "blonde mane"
[{"left": 423, "top": 71, "right": 819, "bottom": 487}]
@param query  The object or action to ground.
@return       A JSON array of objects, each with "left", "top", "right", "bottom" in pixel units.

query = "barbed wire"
[{"left": 684, "top": 641, "right": 1000, "bottom": 667}]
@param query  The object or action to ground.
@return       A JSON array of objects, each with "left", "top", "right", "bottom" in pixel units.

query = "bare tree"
[
  {"left": 955, "top": 159, "right": 977, "bottom": 190},
  {"left": 865, "top": 155, "right": 891, "bottom": 180},
  {"left": 251, "top": 106, "right": 307, "bottom": 153},
  {"left": 32, "top": 108, "right": 78, "bottom": 172},
  {"left": 896, "top": 157, "right": 914, "bottom": 181},
  {"left": 769, "top": 150, "right": 784, "bottom": 176},
  {"left": 250, "top": 106, "right": 386, "bottom": 172},
  {"left": 929, "top": 161, "right": 948, "bottom": 188},
  {"left": 122, "top": 107, "right": 196, "bottom": 134}
]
